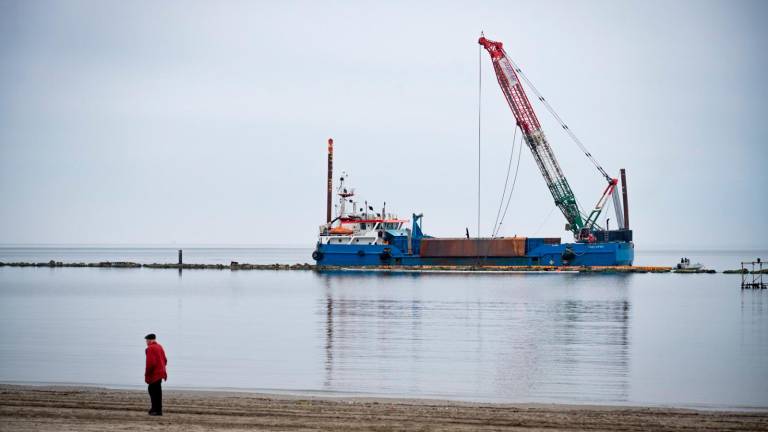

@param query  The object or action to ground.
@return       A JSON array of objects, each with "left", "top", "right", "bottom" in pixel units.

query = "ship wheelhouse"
[{"left": 317, "top": 173, "right": 408, "bottom": 247}]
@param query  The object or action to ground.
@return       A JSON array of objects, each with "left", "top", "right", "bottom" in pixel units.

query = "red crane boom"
[{"left": 479, "top": 35, "right": 621, "bottom": 240}]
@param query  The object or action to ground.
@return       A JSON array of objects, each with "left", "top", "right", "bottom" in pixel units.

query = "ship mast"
[
  {"left": 326, "top": 138, "right": 333, "bottom": 224},
  {"left": 337, "top": 172, "right": 354, "bottom": 219}
]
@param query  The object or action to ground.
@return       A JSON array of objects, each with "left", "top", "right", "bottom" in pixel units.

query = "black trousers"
[{"left": 148, "top": 379, "right": 162, "bottom": 413}]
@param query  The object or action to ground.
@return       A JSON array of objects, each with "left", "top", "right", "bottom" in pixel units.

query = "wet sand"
[{"left": 0, "top": 385, "right": 766, "bottom": 431}]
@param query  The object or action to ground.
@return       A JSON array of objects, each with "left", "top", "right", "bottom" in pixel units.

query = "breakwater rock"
[
  {"left": 142, "top": 262, "right": 315, "bottom": 270},
  {"left": 0, "top": 260, "right": 141, "bottom": 268},
  {"left": 723, "top": 268, "right": 768, "bottom": 274},
  {"left": 0, "top": 261, "right": 316, "bottom": 270},
  {"left": 673, "top": 268, "right": 717, "bottom": 274},
  {"left": 0, "top": 262, "right": 748, "bottom": 274}
]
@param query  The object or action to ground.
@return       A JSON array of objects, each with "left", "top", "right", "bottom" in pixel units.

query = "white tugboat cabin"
[{"left": 318, "top": 173, "right": 409, "bottom": 246}]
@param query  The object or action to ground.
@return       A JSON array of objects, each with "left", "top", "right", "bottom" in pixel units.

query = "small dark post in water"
[
  {"left": 327, "top": 138, "right": 334, "bottom": 224},
  {"left": 178, "top": 249, "right": 183, "bottom": 265},
  {"left": 620, "top": 168, "right": 630, "bottom": 229}
]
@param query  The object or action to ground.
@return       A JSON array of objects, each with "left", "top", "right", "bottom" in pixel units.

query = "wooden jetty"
[{"left": 741, "top": 259, "right": 767, "bottom": 289}]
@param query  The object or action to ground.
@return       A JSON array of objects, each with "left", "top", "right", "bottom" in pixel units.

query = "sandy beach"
[{"left": 0, "top": 385, "right": 766, "bottom": 431}]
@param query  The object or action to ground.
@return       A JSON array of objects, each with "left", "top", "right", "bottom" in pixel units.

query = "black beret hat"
[{"left": 145, "top": 333, "right": 156, "bottom": 340}]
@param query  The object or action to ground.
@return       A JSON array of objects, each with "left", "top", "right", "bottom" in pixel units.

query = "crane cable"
[
  {"left": 493, "top": 130, "right": 524, "bottom": 237},
  {"left": 491, "top": 126, "right": 517, "bottom": 237},
  {"left": 505, "top": 52, "right": 612, "bottom": 182},
  {"left": 477, "top": 40, "right": 482, "bottom": 239},
  {"left": 532, "top": 205, "right": 557, "bottom": 236}
]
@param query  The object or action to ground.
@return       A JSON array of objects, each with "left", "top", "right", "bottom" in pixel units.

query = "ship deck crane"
[{"left": 479, "top": 35, "right": 628, "bottom": 242}]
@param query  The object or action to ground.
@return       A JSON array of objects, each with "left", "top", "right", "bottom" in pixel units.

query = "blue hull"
[{"left": 314, "top": 241, "right": 634, "bottom": 267}]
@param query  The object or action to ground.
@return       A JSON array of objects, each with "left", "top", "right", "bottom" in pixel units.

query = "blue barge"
[
  {"left": 312, "top": 171, "right": 633, "bottom": 268},
  {"left": 314, "top": 213, "right": 634, "bottom": 267}
]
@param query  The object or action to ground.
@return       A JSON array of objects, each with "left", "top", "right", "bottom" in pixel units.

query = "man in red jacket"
[{"left": 144, "top": 333, "right": 167, "bottom": 416}]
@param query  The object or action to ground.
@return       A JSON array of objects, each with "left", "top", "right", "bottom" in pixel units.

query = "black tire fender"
[{"left": 561, "top": 247, "right": 576, "bottom": 262}]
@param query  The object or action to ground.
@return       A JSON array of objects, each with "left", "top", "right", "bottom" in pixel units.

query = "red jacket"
[{"left": 145, "top": 342, "right": 168, "bottom": 384}]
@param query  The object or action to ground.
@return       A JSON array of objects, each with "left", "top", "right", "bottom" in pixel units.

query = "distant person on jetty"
[{"left": 144, "top": 333, "right": 168, "bottom": 416}]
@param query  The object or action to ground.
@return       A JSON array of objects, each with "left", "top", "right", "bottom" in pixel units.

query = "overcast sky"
[{"left": 1, "top": 0, "right": 766, "bottom": 248}]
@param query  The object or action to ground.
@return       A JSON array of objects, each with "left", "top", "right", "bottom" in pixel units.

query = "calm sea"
[{"left": 0, "top": 247, "right": 766, "bottom": 409}]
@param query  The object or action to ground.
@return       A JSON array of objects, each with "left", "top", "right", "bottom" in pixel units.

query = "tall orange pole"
[{"left": 326, "top": 138, "right": 333, "bottom": 223}]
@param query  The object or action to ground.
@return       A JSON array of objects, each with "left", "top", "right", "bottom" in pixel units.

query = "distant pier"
[{"left": 741, "top": 259, "right": 767, "bottom": 289}]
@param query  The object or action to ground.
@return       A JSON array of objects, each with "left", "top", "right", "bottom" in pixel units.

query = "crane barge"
[{"left": 311, "top": 35, "right": 634, "bottom": 267}]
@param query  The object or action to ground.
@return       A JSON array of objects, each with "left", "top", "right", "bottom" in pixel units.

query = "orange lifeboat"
[{"left": 329, "top": 226, "right": 354, "bottom": 235}]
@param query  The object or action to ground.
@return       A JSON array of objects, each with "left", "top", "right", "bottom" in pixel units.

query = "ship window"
[{"left": 360, "top": 223, "right": 366, "bottom": 230}]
